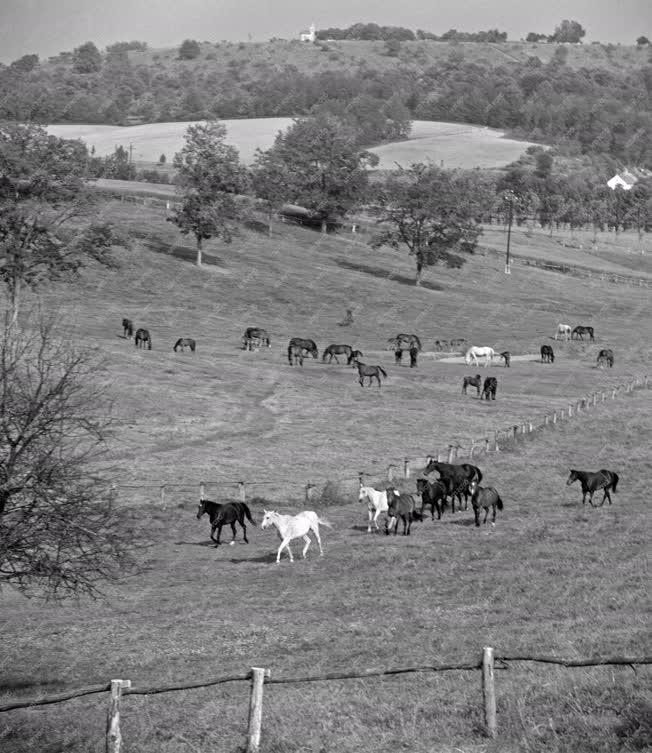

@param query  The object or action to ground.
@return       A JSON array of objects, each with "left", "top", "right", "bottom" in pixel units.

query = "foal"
[
  {"left": 462, "top": 374, "right": 482, "bottom": 396},
  {"left": 468, "top": 480, "right": 504, "bottom": 527}
]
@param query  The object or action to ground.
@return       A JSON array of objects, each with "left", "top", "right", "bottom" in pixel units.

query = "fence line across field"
[
  {"left": 2, "top": 649, "right": 650, "bottom": 752},
  {"left": 112, "top": 375, "right": 649, "bottom": 504}
]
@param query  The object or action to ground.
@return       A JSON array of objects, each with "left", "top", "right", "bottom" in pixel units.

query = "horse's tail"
[
  {"left": 378, "top": 366, "right": 388, "bottom": 379},
  {"left": 495, "top": 494, "right": 504, "bottom": 511},
  {"left": 611, "top": 472, "right": 619, "bottom": 493},
  {"left": 242, "top": 503, "right": 257, "bottom": 525},
  {"left": 321, "top": 348, "right": 329, "bottom": 362},
  {"left": 316, "top": 516, "right": 333, "bottom": 528},
  {"left": 287, "top": 344, "right": 293, "bottom": 365}
]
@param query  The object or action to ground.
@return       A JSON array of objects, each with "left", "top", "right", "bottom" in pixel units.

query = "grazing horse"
[
  {"left": 500, "top": 351, "right": 511, "bottom": 367},
  {"left": 322, "top": 344, "right": 354, "bottom": 365},
  {"left": 597, "top": 349, "right": 614, "bottom": 368},
  {"left": 261, "top": 509, "right": 332, "bottom": 563},
  {"left": 385, "top": 488, "right": 418, "bottom": 535},
  {"left": 465, "top": 346, "right": 495, "bottom": 367},
  {"left": 540, "top": 345, "right": 555, "bottom": 363},
  {"left": 337, "top": 309, "right": 354, "bottom": 327},
  {"left": 122, "top": 318, "right": 133, "bottom": 338},
  {"left": 423, "top": 461, "right": 482, "bottom": 514},
  {"left": 243, "top": 327, "right": 271, "bottom": 350},
  {"left": 416, "top": 477, "right": 447, "bottom": 520},
  {"left": 358, "top": 484, "right": 389, "bottom": 532},
  {"left": 572, "top": 326, "right": 595, "bottom": 341},
  {"left": 288, "top": 337, "right": 318, "bottom": 366},
  {"left": 353, "top": 360, "right": 387, "bottom": 388},
  {"left": 468, "top": 480, "right": 504, "bottom": 527},
  {"left": 388, "top": 333, "right": 422, "bottom": 352},
  {"left": 481, "top": 376, "right": 497, "bottom": 400},
  {"left": 566, "top": 469, "right": 619, "bottom": 506},
  {"left": 555, "top": 323, "right": 572, "bottom": 340},
  {"left": 196, "top": 499, "right": 256, "bottom": 546},
  {"left": 462, "top": 374, "right": 482, "bottom": 396},
  {"left": 173, "top": 338, "right": 196, "bottom": 352},
  {"left": 349, "top": 349, "right": 363, "bottom": 366},
  {"left": 450, "top": 338, "right": 467, "bottom": 350},
  {"left": 134, "top": 328, "right": 152, "bottom": 350}
]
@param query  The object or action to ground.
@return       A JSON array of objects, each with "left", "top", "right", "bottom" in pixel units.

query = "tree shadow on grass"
[
  {"left": 335, "top": 258, "right": 444, "bottom": 291},
  {"left": 131, "top": 230, "right": 226, "bottom": 267}
]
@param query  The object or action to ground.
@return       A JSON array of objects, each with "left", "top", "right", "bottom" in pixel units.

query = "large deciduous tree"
[
  {"left": 551, "top": 20, "right": 586, "bottom": 44},
  {"left": 0, "top": 123, "right": 123, "bottom": 324},
  {"left": 0, "top": 315, "right": 145, "bottom": 600},
  {"left": 169, "top": 121, "right": 247, "bottom": 266},
  {"left": 371, "top": 164, "right": 493, "bottom": 285}
]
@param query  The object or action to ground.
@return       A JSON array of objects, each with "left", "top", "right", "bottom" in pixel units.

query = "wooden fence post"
[
  {"left": 544, "top": 414, "right": 549, "bottom": 426},
  {"left": 493, "top": 430, "right": 500, "bottom": 452},
  {"left": 106, "top": 679, "right": 131, "bottom": 753},
  {"left": 448, "top": 446, "right": 455, "bottom": 463},
  {"left": 469, "top": 440, "right": 475, "bottom": 458},
  {"left": 484, "top": 438, "right": 490, "bottom": 454},
  {"left": 512, "top": 426, "right": 518, "bottom": 440},
  {"left": 160, "top": 485, "right": 166, "bottom": 505},
  {"left": 239, "top": 482, "right": 246, "bottom": 502},
  {"left": 482, "top": 647, "right": 497, "bottom": 739},
  {"left": 246, "top": 667, "right": 270, "bottom": 753},
  {"left": 552, "top": 410, "right": 557, "bottom": 424},
  {"left": 387, "top": 465, "right": 394, "bottom": 482},
  {"left": 403, "top": 458, "right": 410, "bottom": 479},
  {"left": 305, "top": 484, "right": 314, "bottom": 503},
  {"left": 568, "top": 404, "right": 573, "bottom": 418},
  {"left": 437, "top": 451, "right": 443, "bottom": 462}
]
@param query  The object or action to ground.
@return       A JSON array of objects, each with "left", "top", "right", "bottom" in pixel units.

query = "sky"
[{"left": 0, "top": 0, "right": 650, "bottom": 63}]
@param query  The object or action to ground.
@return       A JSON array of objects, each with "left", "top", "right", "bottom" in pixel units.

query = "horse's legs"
[
  {"left": 492, "top": 504, "right": 497, "bottom": 524},
  {"left": 301, "top": 534, "right": 311, "bottom": 558},
  {"left": 474, "top": 507, "right": 480, "bottom": 527},
  {"left": 373, "top": 507, "right": 381, "bottom": 531},
  {"left": 602, "top": 488, "right": 611, "bottom": 506},
  {"left": 588, "top": 490, "right": 595, "bottom": 507},
  {"left": 229, "top": 521, "right": 237, "bottom": 544},
  {"left": 277, "top": 538, "right": 293, "bottom": 563},
  {"left": 483, "top": 507, "right": 489, "bottom": 524},
  {"left": 367, "top": 507, "right": 373, "bottom": 533},
  {"left": 312, "top": 524, "right": 324, "bottom": 555},
  {"left": 239, "top": 518, "right": 249, "bottom": 543},
  {"left": 359, "top": 376, "right": 364, "bottom": 387},
  {"left": 210, "top": 524, "right": 218, "bottom": 544},
  {"left": 214, "top": 524, "right": 223, "bottom": 546}
]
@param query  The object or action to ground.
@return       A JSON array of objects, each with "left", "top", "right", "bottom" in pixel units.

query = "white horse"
[
  {"left": 555, "top": 323, "right": 572, "bottom": 340},
  {"left": 358, "top": 484, "right": 389, "bottom": 532},
  {"left": 465, "top": 346, "right": 495, "bottom": 367},
  {"left": 261, "top": 509, "right": 333, "bottom": 563}
]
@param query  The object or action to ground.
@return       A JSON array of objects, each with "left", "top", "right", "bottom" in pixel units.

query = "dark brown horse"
[
  {"left": 572, "top": 326, "right": 594, "bottom": 341},
  {"left": 462, "top": 374, "right": 482, "bottom": 396},
  {"left": 566, "top": 469, "right": 619, "bottom": 506},
  {"left": 288, "top": 338, "right": 318, "bottom": 366},
  {"left": 353, "top": 360, "right": 387, "bottom": 387},
  {"left": 416, "top": 477, "right": 447, "bottom": 520},
  {"left": 173, "top": 338, "right": 196, "bottom": 352},
  {"left": 196, "top": 499, "right": 257, "bottom": 546},
  {"left": 134, "top": 328, "right": 152, "bottom": 350},
  {"left": 540, "top": 345, "right": 554, "bottom": 363},
  {"left": 122, "top": 318, "right": 133, "bottom": 338},
  {"left": 322, "top": 344, "right": 355, "bottom": 365},
  {"left": 481, "top": 376, "right": 497, "bottom": 400},
  {"left": 597, "top": 349, "right": 614, "bottom": 368},
  {"left": 468, "top": 481, "right": 504, "bottom": 527},
  {"left": 385, "top": 488, "right": 418, "bottom": 535}
]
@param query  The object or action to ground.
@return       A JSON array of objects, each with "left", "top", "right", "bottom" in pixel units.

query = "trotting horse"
[
  {"left": 416, "top": 477, "right": 447, "bottom": 520},
  {"left": 353, "top": 360, "right": 387, "bottom": 388},
  {"left": 196, "top": 499, "right": 257, "bottom": 546},
  {"left": 134, "top": 328, "right": 152, "bottom": 350},
  {"left": 385, "top": 488, "right": 418, "bottom": 535},
  {"left": 468, "top": 480, "right": 504, "bottom": 527},
  {"left": 322, "top": 344, "right": 355, "bottom": 365},
  {"left": 572, "top": 326, "right": 595, "bottom": 341},
  {"left": 122, "top": 318, "right": 133, "bottom": 338},
  {"left": 358, "top": 484, "right": 389, "bottom": 532},
  {"left": 465, "top": 346, "right": 495, "bottom": 367},
  {"left": 597, "top": 349, "right": 614, "bottom": 368},
  {"left": 566, "top": 469, "right": 619, "bottom": 506},
  {"left": 462, "top": 374, "right": 482, "bottom": 396},
  {"left": 261, "top": 509, "right": 332, "bottom": 563},
  {"left": 243, "top": 327, "right": 271, "bottom": 350},
  {"left": 288, "top": 338, "right": 318, "bottom": 366},
  {"left": 540, "top": 345, "right": 555, "bottom": 363},
  {"left": 555, "top": 323, "right": 572, "bottom": 340},
  {"left": 173, "top": 338, "right": 196, "bottom": 352}
]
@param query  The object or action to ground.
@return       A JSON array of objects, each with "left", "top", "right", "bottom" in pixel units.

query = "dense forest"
[{"left": 1, "top": 33, "right": 651, "bottom": 167}]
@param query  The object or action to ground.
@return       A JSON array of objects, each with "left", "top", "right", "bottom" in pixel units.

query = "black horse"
[
  {"left": 416, "top": 477, "right": 447, "bottom": 520},
  {"left": 572, "top": 326, "right": 595, "bottom": 341},
  {"left": 288, "top": 337, "right": 318, "bottom": 366},
  {"left": 349, "top": 349, "right": 363, "bottom": 366},
  {"left": 597, "top": 349, "right": 614, "bottom": 368},
  {"left": 566, "top": 469, "right": 619, "bottom": 506},
  {"left": 468, "top": 481, "right": 504, "bottom": 527},
  {"left": 243, "top": 327, "right": 271, "bottom": 350},
  {"left": 322, "top": 344, "right": 355, "bottom": 365},
  {"left": 409, "top": 346, "right": 418, "bottom": 368},
  {"left": 353, "top": 360, "right": 387, "bottom": 388},
  {"left": 196, "top": 498, "right": 257, "bottom": 546},
  {"left": 134, "top": 328, "right": 152, "bottom": 350},
  {"left": 394, "top": 348, "right": 403, "bottom": 365},
  {"left": 122, "top": 318, "right": 133, "bottom": 338},
  {"left": 500, "top": 351, "right": 511, "bottom": 367},
  {"left": 481, "top": 377, "right": 497, "bottom": 400},
  {"left": 541, "top": 345, "right": 555, "bottom": 363},
  {"left": 385, "top": 488, "right": 418, "bottom": 535},
  {"left": 462, "top": 374, "right": 482, "bottom": 396},
  {"left": 173, "top": 338, "right": 196, "bottom": 352},
  {"left": 423, "top": 461, "right": 483, "bottom": 514},
  {"left": 388, "top": 333, "right": 422, "bottom": 352}
]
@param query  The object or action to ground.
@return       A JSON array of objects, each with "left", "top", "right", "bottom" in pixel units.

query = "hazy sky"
[{"left": 0, "top": 0, "right": 650, "bottom": 63}]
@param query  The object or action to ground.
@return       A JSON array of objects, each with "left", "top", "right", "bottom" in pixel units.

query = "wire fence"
[
  {"left": 110, "top": 374, "right": 650, "bottom": 507},
  {"left": 2, "top": 648, "right": 650, "bottom": 752}
]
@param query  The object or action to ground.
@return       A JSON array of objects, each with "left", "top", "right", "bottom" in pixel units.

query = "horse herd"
[{"left": 193, "top": 464, "right": 619, "bottom": 562}]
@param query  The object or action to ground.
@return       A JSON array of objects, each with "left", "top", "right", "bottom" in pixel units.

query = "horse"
[
  {"left": 394, "top": 348, "right": 403, "bottom": 365},
  {"left": 261, "top": 509, "right": 332, "bottom": 563},
  {"left": 468, "top": 480, "right": 504, "bottom": 527},
  {"left": 409, "top": 346, "right": 418, "bottom": 368},
  {"left": 287, "top": 338, "right": 318, "bottom": 366},
  {"left": 353, "top": 360, "right": 387, "bottom": 388},
  {"left": 450, "top": 338, "right": 467, "bottom": 350},
  {"left": 196, "top": 499, "right": 257, "bottom": 546},
  {"left": 122, "top": 318, "right": 133, "bottom": 338},
  {"left": 465, "top": 346, "right": 495, "bottom": 367},
  {"left": 481, "top": 376, "right": 497, "bottom": 400},
  {"left": 349, "top": 349, "right": 363, "bottom": 366},
  {"left": 385, "top": 487, "right": 418, "bottom": 535},
  {"left": 555, "top": 323, "right": 572, "bottom": 340},
  {"left": 434, "top": 340, "right": 449, "bottom": 351},
  {"left": 572, "top": 326, "right": 595, "bottom": 341},
  {"left": 358, "top": 484, "right": 389, "bottom": 532},
  {"left": 540, "top": 345, "right": 555, "bottom": 363},
  {"left": 566, "top": 469, "right": 619, "bottom": 506},
  {"left": 243, "top": 327, "right": 271, "bottom": 350},
  {"left": 388, "top": 333, "right": 422, "bottom": 352},
  {"left": 173, "top": 338, "right": 196, "bottom": 352},
  {"left": 337, "top": 309, "right": 354, "bottom": 327},
  {"left": 499, "top": 351, "right": 511, "bottom": 368},
  {"left": 134, "top": 328, "right": 152, "bottom": 350},
  {"left": 416, "top": 477, "right": 447, "bottom": 520},
  {"left": 462, "top": 374, "right": 482, "bottom": 396},
  {"left": 322, "top": 344, "right": 354, "bottom": 365},
  {"left": 597, "top": 349, "right": 614, "bottom": 368},
  {"left": 423, "top": 461, "right": 483, "bottom": 513}
]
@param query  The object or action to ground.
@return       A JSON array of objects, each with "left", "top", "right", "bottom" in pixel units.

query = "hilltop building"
[
  {"left": 300, "top": 23, "right": 316, "bottom": 43},
  {"left": 606, "top": 168, "right": 650, "bottom": 190}
]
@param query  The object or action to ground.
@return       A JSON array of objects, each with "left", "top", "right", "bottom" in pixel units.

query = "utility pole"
[
  {"left": 505, "top": 190, "right": 515, "bottom": 274},
  {"left": 128, "top": 142, "right": 134, "bottom": 178}
]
